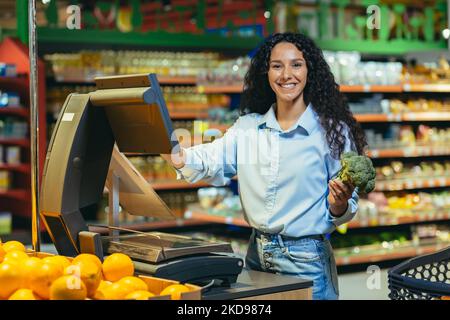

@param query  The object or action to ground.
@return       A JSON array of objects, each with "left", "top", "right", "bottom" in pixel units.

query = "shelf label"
[
  {"left": 363, "top": 84, "right": 371, "bottom": 92},
  {"left": 197, "top": 86, "right": 205, "bottom": 93},
  {"left": 405, "top": 181, "right": 414, "bottom": 189},
  {"left": 438, "top": 178, "right": 447, "bottom": 187},
  {"left": 370, "top": 150, "right": 379, "bottom": 158},
  {"left": 403, "top": 83, "right": 412, "bottom": 91},
  {"left": 225, "top": 216, "right": 233, "bottom": 224},
  {"left": 184, "top": 211, "right": 192, "bottom": 219}
]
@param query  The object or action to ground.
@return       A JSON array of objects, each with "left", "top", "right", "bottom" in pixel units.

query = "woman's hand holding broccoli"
[{"left": 328, "top": 180, "right": 354, "bottom": 217}]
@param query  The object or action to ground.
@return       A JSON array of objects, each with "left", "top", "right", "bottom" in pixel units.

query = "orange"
[
  {"left": 118, "top": 276, "right": 148, "bottom": 292},
  {"left": 29, "top": 261, "right": 64, "bottom": 299},
  {"left": 66, "top": 260, "right": 102, "bottom": 298},
  {"left": 8, "top": 289, "right": 38, "bottom": 300},
  {"left": 0, "top": 245, "right": 5, "bottom": 263},
  {"left": 0, "top": 261, "right": 24, "bottom": 299},
  {"left": 2, "top": 241, "right": 26, "bottom": 253},
  {"left": 93, "top": 280, "right": 112, "bottom": 300},
  {"left": 102, "top": 253, "right": 134, "bottom": 282},
  {"left": 160, "top": 284, "right": 190, "bottom": 300},
  {"left": 125, "top": 290, "right": 155, "bottom": 300},
  {"left": 42, "top": 255, "right": 71, "bottom": 270},
  {"left": 3, "top": 250, "right": 29, "bottom": 262},
  {"left": 101, "top": 282, "right": 132, "bottom": 300},
  {"left": 21, "top": 257, "right": 43, "bottom": 288},
  {"left": 50, "top": 275, "right": 87, "bottom": 300},
  {"left": 73, "top": 254, "right": 102, "bottom": 270}
]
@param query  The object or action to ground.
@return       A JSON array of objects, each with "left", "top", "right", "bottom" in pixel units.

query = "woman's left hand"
[{"left": 327, "top": 180, "right": 354, "bottom": 217}]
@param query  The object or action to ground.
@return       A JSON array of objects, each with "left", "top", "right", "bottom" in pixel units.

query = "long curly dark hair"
[{"left": 240, "top": 32, "right": 367, "bottom": 159}]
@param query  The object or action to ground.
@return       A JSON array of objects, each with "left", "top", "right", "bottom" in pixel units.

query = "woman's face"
[{"left": 268, "top": 42, "right": 308, "bottom": 103}]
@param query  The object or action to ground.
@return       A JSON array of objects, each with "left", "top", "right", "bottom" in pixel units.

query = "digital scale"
[{"left": 39, "top": 73, "right": 243, "bottom": 286}]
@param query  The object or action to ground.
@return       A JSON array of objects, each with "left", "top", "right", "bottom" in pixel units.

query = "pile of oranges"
[{"left": 0, "top": 239, "right": 191, "bottom": 300}]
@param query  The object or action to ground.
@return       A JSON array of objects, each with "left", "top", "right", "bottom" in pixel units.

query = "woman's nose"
[{"left": 282, "top": 67, "right": 292, "bottom": 80}]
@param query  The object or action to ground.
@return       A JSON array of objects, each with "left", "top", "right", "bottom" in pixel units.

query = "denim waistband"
[{"left": 254, "top": 229, "right": 325, "bottom": 242}]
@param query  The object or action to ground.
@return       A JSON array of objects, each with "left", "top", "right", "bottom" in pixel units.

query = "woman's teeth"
[{"left": 280, "top": 83, "right": 296, "bottom": 88}]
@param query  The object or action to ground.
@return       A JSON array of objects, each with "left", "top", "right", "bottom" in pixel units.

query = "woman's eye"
[
  {"left": 293, "top": 63, "right": 302, "bottom": 68},
  {"left": 271, "top": 64, "right": 281, "bottom": 69}
]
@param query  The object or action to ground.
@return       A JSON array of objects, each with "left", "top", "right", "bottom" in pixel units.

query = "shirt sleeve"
[
  {"left": 324, "top": 124, "right": 359, "bottom": 227},
  {"left": 174, "top": 118, "right": 240, "bottom": 186}
]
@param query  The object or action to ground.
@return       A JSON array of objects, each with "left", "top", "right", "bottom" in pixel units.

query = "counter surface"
[{"left": 202, "top": 269, "right": 313, "bottom": 300}]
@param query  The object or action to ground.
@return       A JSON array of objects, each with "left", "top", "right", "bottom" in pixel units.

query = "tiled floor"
[{"left": 338, "top": 269, "right": 390, "bottom": 300}]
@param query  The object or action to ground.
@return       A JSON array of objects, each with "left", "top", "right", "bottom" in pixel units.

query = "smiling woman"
[{"left": 161, "top": 32, "right": 367, "bottom": 300}]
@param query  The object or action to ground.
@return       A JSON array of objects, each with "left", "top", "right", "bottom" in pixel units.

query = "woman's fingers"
[
  {"left": 332, "top": 180, "right": 353, "bottom": 199},
  {"left": 329, "top": 181, "right": 344, "bottom": 202}
]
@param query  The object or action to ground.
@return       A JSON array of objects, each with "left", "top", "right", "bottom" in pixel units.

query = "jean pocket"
[
  {"left": 286, "top": 242, "right": 321, "bottom": 263},
  {"left": 326, "top": 243, "right": 340, "bottom": 297}
]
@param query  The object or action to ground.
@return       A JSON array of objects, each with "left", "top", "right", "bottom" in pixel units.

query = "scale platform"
[{"left": 102, "top": 231, "right": 244, "bottom": 285}]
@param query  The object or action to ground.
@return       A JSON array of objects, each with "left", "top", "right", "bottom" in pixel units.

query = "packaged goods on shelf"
[
  {"left": 0, "top": 211, "right": 12, "bottom": 235},
  {"left": 365, "top": 124, "right": 450, "bottom": 150},
  {"left": 44, "top": 50, "right": 222, "bottom": 80},
  {"left": 376, "top": 160, "right": 450, "bottom": 180},
  {"left": 350, "top": 97, "right": 450, "bottom": 115},
  {"left": 0, "top": 170, "right": 10, "bottom": 191},
  {"left": 403, "top": 56, "right": 450, "bottom": 83},
  {"left": 0, "top": 145, "right": 3, "bottom": 163},
  {"left": 0, "top": 63, "right": 16, "bottom": 77},
  {"left": 0, "top": 118, "right": 28, "bottom": 139},
  {"left": 323, "top": 51, "right": 403, "bottom": 85},
  {"left": 5, "top": 146, "right": 21, "bottom": 165},
  {"left": 162, "top": 86, "right": 230, "bottom": 112},
  {"left": 196, "top": 56, "right": 251, "bottom": 86},
  {"left": 0, "top": 91, "right": 20, "bottom": 107}
]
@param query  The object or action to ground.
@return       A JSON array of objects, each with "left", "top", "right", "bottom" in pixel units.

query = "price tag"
[
  {"left": 197, "top": 86, "right": 205, "bottom": 94},
  {"left": 415, "top": 180, "right": 423, "bottom": 188},
  {"left": 184, "top": 211, "right": 192, "bottom": 219},
  {"left": 417, "top": 248, "right": 424, "bottom": 255},
  {"left": 370, "top": 150, "right": 379, "bottom": 158},
  {"left": 403, "top": 148, "right": 413, "bottom": 157},
  {"left": 379, "top": 217, "right": 387, "bottom": 225},
  {"left": 403, "top": 83, "right": 412, "bottom": 92},
  {"left": 363, "top": 84, "right": 371, "bottom": 92},
  {"left": 343, "top": 257, "right": 350, "bottom": 265},
  {"left": 427, "top": 179, "right": 435, "bottom": 188},
  {"left": 225, "top": 216, "right": 233, "bottom": 224},
  {"left": 438, "top": 178, "right": 447, "bottom": 187},
  {"left": 407, "top": 113, "right": 416, "bottom": 121},
  {"left": 360, "top": 220, "right": 369, "bottom": 227},
  {"left": 406, "top": 180, "right": 415, "bottom": 189}
]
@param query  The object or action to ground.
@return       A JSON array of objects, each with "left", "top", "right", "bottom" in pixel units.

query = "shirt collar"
[{"left": 258, "top": 102, "right": 319, "bottom": 135}]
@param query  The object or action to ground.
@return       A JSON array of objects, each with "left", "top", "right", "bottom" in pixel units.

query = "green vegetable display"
[{"left": 335, "top": 151, "right": 376, "bottom": 194}]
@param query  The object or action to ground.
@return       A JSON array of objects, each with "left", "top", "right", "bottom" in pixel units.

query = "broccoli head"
[{"left": 335, "top": 152, "right": 376, "bottom": 194}]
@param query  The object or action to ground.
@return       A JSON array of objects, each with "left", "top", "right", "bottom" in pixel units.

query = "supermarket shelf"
[
  {"left": 0, "top": 163, "right": 30, "bottom": 173},
  {"left": 0, "top": 189, "right": 29, "bottom": 200},
  {"left": 197, "top": 83, "right": 450, "bottom": 94},
  {"left": 0, "top": 76, "right": 28, "bottom": 86},
  {"left": 403, "top": 83, "right": 450, "bottom": 92},
  {"left": 355, "top": 112, "right": 450, "bottom": 123},
  {"left": 376, "top": 177, "right": 450, "bottom": 191},
  {"left": 198, "top": 85, "right": 243, "bottom": 94},
  {"left": 150, "top": 180, "right": 211, "bottom": 190},
  {"left": 335, "top": 243, "right": 450, "bottom": 266},
  {"left": 184, "top": 210, "right": 249, "bottom": 227},
  {"left": 0, "top": 107, "right": 29, "bottom": 117},
  {"left": 0, "top": 138, "right": 30, "bottom": 147},
  {"left": 87, "top": 218, "right": 209, "bottom": 235},
  {"left": 340, "top": 85, "right": 403, "bottom": 92},
  {"left": 368, "top": 146, "right": 450, "bottom": 158},
  {"left": 49, "top": 75, "right": 198, "bottom": 85},
  {"left": 170, "top": 111, "right": 209, "bottom": 119},
  {"left": 348, "top": 210, "right": 450, "bottom": 229}
]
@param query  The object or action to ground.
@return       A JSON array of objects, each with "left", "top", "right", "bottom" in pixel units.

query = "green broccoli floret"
[{"left": 335, "top": 152, "right": 376, "bottom": 194}]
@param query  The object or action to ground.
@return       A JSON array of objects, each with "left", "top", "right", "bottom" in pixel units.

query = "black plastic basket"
[{"left": 388, "top": 246, "right": 450, "bottom": 300}]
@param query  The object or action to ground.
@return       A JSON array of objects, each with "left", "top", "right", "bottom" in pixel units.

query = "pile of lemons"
[{"left": 0, "top": 240, "right": 190, "bottom": 300}]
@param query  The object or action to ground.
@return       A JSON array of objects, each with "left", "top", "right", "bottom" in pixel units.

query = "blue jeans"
[{"left": 245, "top": 229, "right": 339, "bottom": 300}]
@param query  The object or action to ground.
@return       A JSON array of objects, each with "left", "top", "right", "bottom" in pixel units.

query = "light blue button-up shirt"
[{"left": 176, "top": 103, "right": 358, "bottom": 237}]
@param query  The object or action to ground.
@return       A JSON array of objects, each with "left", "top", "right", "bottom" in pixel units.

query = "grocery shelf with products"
[{"left": 0, "top": 37, "right": 47, "bottom": 234}]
